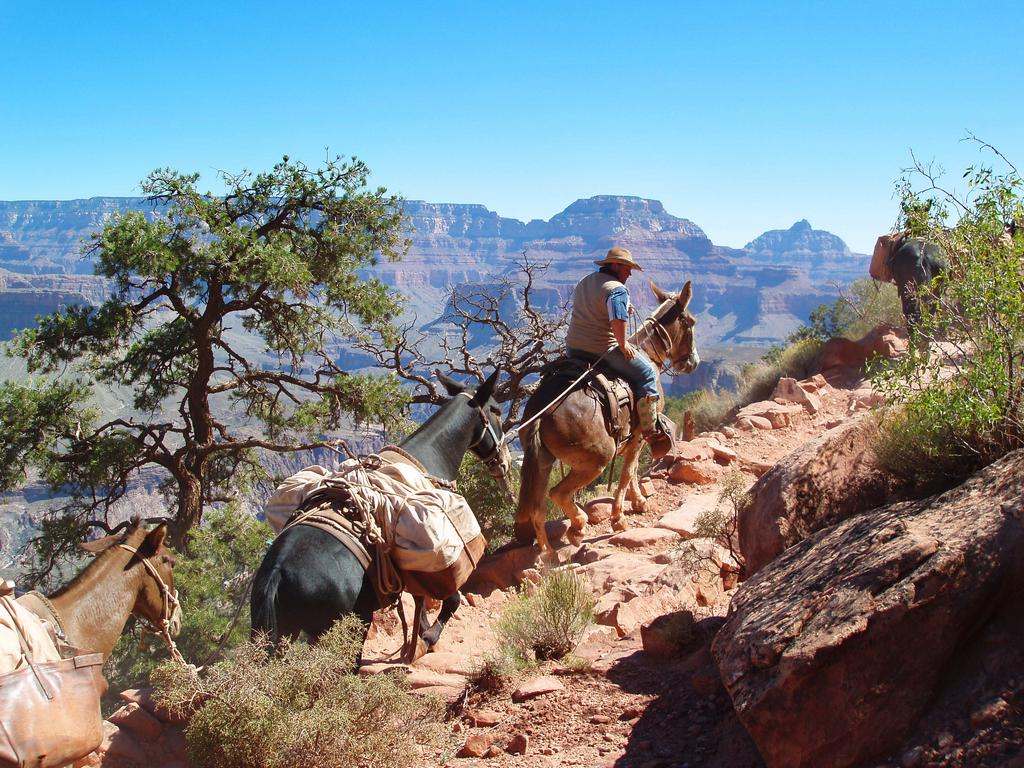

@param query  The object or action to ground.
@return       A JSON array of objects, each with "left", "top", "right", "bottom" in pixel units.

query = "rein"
[
  {"left": 118, "top": 544, "right": 186, "bottom": 665},
  {"left": 502, "top": 299, "right": 685, "bottom": 445}
]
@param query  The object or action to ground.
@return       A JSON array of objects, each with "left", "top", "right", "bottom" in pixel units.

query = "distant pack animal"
[
  {"left": 515, "top": 281, "right": 699, "bottom": 563},
  {"left": 872, "top": 233, "right": 947, "bottom": 328},
  {"left": 250, "top": 370, "right": 511, "bottom": 660}
]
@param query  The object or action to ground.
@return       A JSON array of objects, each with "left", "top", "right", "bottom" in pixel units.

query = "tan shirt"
[{"left": 565, "top": 271, "right": 625, "bottom": 354}]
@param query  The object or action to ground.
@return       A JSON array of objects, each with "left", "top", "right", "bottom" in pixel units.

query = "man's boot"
[{"left": 637, "top": 395, "right": 673, "bottom": 459}]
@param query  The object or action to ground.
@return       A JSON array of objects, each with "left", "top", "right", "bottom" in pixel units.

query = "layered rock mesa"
[{"left": 0, "top": 195, "right": 869, "bottom": 346}]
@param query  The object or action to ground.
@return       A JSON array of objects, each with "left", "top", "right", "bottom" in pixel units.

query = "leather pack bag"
[
  {"left": 0, "top": 596, "right": 106, "bottom": 768},
  {"left": 398, "top": 532, "right": 487, "bottom": 600},
  {"left": 870, "top": 233, "right": 899, "bottom": 283}
]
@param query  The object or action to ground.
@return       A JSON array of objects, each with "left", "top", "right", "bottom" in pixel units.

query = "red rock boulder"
[
  {"left": 714, "top": 450, "right": 1024, "bottom": 768},
  {"left": 739, "top": 414, "right": 906, "bottom": 575}
]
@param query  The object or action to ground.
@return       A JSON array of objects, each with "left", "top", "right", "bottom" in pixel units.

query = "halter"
[
  {"left": 118, "top": 543, "right": 186, "bottom": 665},
  {"left": 635, "top": 299, "right": 693, "bottom": 375}
]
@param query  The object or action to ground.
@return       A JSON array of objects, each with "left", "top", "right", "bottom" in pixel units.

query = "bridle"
[
  {"left": 458, "top": 391, "right": 511, "bottom": 487},
  {"left": 118, "top": 543, "right": 186, "bottom": 665},
  {"left": 635, "top": 299, "right": 695, "bottom": 375}
]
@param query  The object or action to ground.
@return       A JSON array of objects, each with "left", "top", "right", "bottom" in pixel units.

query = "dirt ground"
[{"left": 357, "top": 373, "right": 873, "bottom": 768}]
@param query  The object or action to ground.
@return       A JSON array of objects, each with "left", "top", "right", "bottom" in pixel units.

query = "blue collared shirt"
[{"left": 607, "top": 284, "right": 630, "bottom": 321}]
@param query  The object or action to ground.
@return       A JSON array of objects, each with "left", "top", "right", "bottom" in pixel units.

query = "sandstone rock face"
[
  {"left": 0, "top": 197, "right": 868, "bottom": 355},
  {"left": 736, "top": 401, "right": 804, "bottom": 429},
  {"left": 739, "top": 414, "right": 905, "bottom": 575},
  {"left": 713, "top": 450, "right": 1024, "bottom": 768}
]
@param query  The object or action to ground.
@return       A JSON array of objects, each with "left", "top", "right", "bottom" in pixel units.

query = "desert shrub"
[
  {"left": 872, "top": 378, "right": 997, "bottom": 490},
  {"left": 789, "top": 279, "right": 905, "bottom": 344},
  {"left": 496, "top": 569, "right": 594, "bottom": 662},
  {"left": 104, "top": 506, "right": 272, "bottom": 709},
  {"left": 684, "top": 472, "right": 749, "bottom": 579},
  {"left": 465, "top": 648, "right": 524, "bottom": 693},
  {"left": 788, "top": 299, "right": 859, "bottom": 343},
  {"left": 457, "top": 453, "right": 518, "bottom": 552},
  {"left": 841, "top": 278, "right": 905, "bottom": 338},
  {"left": 152, "top": 617, "right": 444, "bottom": 768},
  {"left": 872, "top": 144, "right": 1024, "bottom": 489}
]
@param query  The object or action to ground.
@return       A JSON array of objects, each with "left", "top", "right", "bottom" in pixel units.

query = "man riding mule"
[
  {"left": 565, "top": 247, "right": 675, "bottom": 459},
  {"left": 515, "top": 248, "right": 700, "bottom": 563}
]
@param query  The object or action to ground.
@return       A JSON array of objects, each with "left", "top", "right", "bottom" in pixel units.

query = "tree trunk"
[{"left": 170, "top": 474, "right": 204, "bottom": 550}]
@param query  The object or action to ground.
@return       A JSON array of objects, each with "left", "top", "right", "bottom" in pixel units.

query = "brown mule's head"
[
  {"left": 650, "top": 280, "right": 699, "bottom": 374},
  {"left": 80, "top": 519, "right": 181, "bottom": 637}
]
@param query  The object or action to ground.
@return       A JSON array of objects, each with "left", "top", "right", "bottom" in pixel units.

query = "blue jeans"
[{"left": 569, "top": 346, "right": 660, "bottom": 398}]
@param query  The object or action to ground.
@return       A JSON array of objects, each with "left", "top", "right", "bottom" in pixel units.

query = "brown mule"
[
  {"left": 515, "top": 280, "right": 699, "bottom": 563},
  {"left": 19, "top": 518, "right": 182, "bottom": 661}
]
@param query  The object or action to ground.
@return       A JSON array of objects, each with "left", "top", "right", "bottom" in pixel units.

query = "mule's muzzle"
[
  {"left": 491, "top": 442, "right": 515, "bottom": 502},
  {"left": 168, "top": 602, "right": 183, "bottom": 637},
  {"left": 668, "top": 350, "right": 700, "bottom": 375}
]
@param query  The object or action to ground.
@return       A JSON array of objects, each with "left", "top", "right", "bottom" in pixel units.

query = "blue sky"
[{"left": 2, "top": 1, "right": 1021, "bottom": 253}]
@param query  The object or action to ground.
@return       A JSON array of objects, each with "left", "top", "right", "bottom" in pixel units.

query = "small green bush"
[
  {"left": 103, "top": 506, "right": 272, "bottom": 711},
  {"left": 688, "top": 472, "right": 749, "bottom": 579},
  {"left": 789, "top": 279, "right": 906, "bottom": 344},
  {"left": 873, "top": 144, "right": 1024, "bottom": 488},
  {"left": 465, "top": 648, "right": 524, "bottom": 693},
  {"left": 457, "top": 453, "right": 519, "bottom": 552},
  {"left": 152, "top": 617, "right": 444, "bottom": 768},
  {"left": 840, "top": 279, "right": 905, "bottom": 339},
  {"left": 873, "top": 375, "right": 1004, "bottom": 492},
  {"left": 496, "top": 569, "right": 595, "bottom": 662}
]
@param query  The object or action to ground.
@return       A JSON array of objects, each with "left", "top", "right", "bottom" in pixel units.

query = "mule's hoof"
[
  {"left": 514, "top": 520, "right": 537, "bottom": 546},
  {"left": 611, "top": 518, "right": 627, "bottom": 533},
  {"left": 567, "top": 526, "right": 586, "bottom": 546}
]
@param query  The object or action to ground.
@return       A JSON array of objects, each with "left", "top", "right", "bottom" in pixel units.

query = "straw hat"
[{"left": 594, "top": 246, "right": 643, "bottom": 271}]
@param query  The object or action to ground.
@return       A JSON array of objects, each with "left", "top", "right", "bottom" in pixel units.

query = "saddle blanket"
[{"left": 265, "top": 458, "right": 482, "bottom": 575}]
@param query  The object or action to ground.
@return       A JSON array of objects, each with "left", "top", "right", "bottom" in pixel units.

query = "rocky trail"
[
  {"left": 354, "top": 364, "right": 875, "bottom": 768},
  {"left": 93, "top": 327, "right": 1024, "bottom": 768}
]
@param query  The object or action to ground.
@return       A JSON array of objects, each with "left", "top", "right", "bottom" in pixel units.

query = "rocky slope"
[{"left": 84, "top": 327, "right": 1024, "bottom": 768}]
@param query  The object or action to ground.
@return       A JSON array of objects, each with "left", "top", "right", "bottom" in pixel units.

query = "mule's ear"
[
  {"left": 138, "top": 523, "right": 169, "bottom": 558},
  {"left": 650, "top": 281, "right": 673, "bottom": 303},
  {"left": 472, "top": 368, "right": 501, "bottom": 406},
  {"left": 678, "top": 280, "right": 693, "bottom": 310},
  {"left": 436, "top": 370, "right": 466, "bottom": 397},
  {"left": 79, "top": 534, "right": 118, "bottom": 556}
]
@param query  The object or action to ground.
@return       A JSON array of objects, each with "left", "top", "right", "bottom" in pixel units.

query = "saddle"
[{"left": 534, "top": 353, "right": 637, "bottom": 445}]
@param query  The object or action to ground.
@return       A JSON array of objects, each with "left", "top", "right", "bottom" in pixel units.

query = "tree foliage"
[
  {"left": 104, "top": 506, "right": 272, "bottom": 704},
  {"left": 787, "top": 278, "right": 904, "bottom": 345},
  {"left": 873, "top": 140, "right": 1024, "bottom": 489},
  {"left": 2, "top": 155, "right": 410, "bottom": 562}
]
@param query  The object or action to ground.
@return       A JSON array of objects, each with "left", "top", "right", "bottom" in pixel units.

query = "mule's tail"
[
  {"left": 515, "top": 419, "right": 554, "bottom": 544},
  {"left": 250, "top": 565, "right": 282, "bottom": 646}
]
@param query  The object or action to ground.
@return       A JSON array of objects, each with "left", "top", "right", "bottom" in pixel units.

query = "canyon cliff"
[{"left": 0, "top": 195, "right": 869, "bottom": 357}]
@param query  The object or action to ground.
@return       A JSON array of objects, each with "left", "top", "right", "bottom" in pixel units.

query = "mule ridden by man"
[
  {"left": 513, "top": 247, "right": 699, "bottom": 563},
  {"left": 565, "top": 246, "right": 675, "bottom": 459}
]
